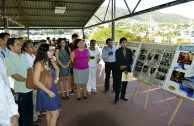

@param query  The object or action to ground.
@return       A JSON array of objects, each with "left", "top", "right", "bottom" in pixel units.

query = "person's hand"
[
  {"left": 124, "top": 70, "right": 128, "bottom": 75},
  {"left": 108, "top": 52, "right": 113, "bottom": 55},
  {"left": 90, "top": 56, "right": 95, "bottom": 59},
  {"left": 54, "top": 79, "right": 58, "bottom": 84},
  {"left": 62, "top": 65, "right": 68, "bottom": 69},
  {"left": 10, "top": 115, "right": 19, "bottom": 126},
  {"left": 120, "top": 65, "right": 126, "bottom": 70},
  {"left": 97, "top": 59, "right": 100, "bottom": 64},
  {"left": 47, "top": 91, "right": 55, "bottom": 98}
]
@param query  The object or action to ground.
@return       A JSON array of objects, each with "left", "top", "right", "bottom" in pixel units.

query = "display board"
[
  {"left": 164, "top": 45, "right": 194, "bottom": 100},
  {"left": 133, "top": 43, "right": 178, "bottom": 88},
  {"left": 127, "top": 42, "right": 141, "bottom": 71}
]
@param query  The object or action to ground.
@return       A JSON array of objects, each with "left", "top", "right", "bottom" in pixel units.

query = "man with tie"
[
  {"left": 0, "top": 33, "right": 10, "bottom": 59},
  {"left": 115, "top": 37, "right": 133, "bottom": 104}
]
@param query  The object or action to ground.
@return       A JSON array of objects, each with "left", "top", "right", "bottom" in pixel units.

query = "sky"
[{"left": 101, "top": 0, "right": 194, "bottom": 19}]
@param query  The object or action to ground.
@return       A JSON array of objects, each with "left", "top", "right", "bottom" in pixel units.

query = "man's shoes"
[
  {"left": 70, "top": 90, "right": 75, "bottom": 96},
  {"left": 114, "top": 99, "right": 118, "bottom": 104},
  {"left": 121, "top": 96, "right": 128, "bottom": 101}
]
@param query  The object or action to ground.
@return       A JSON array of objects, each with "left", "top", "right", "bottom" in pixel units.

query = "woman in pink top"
[{"left": 71, "top": 39, "right": 89, "bottom": 100}]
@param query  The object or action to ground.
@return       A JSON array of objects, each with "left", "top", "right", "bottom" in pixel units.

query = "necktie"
[{"left": 123, "top": 49, "right": 126, "bottom": 58}]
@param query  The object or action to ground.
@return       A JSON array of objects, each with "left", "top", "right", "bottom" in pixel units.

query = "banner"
[
  {"left": 127, "top": 42, "right": 141, "bottom": 71},
  {"left": 133, "top": 43, "right": 177, "bottom": 88},
  {"left": 164, "top": 45, "right": 194, "bottom": 100}
]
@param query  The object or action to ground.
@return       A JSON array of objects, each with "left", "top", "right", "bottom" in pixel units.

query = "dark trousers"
[
  {"left": 104, "top": 62, "right": 117, "bottom": 91},
  {"left": 15, "top": 91, "right": 33, "bottom": 126},
  {"left": 115, "top": 73, "right": 128, "bottom": 100}
]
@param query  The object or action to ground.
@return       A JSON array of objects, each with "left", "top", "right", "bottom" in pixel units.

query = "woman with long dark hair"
[
  {"left": 33, "top": 44, "right": 60, "bottom": 126},
  {"left": 55, "top": 38, "right": 71, "bottom": 99},
  {"left": 71, "top": 39, "right": 89, "bottom": 100}
]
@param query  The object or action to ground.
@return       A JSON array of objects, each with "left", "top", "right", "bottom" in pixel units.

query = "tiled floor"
[{"left": 37, "top": 66, "right": 194, "bottom": 126}]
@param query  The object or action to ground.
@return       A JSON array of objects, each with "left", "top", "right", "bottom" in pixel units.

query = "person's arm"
[
  {"left": 7, "top": 87, "right": 19, "bottom": 126},
  {"left": 97, "top": 49, "right": 101, "bottom": 63},
  {"left": 55, "top": 49, "right": 65, "bottom": 68},
  {"left": 116, "top": 49, "right": 126, "bottom": 70},
  {"left": 11, "top": 74, "right": 26, "bottom": 82},
  {"left": 4, "top": 58, "right": 26, "bottom": 82},
  {"left": 67, "top": 48, "right": 71, "bottom": 66},
  {"left": 70, "top": 51, "right": 75, "bottom": 64},
  {"left": 126, "top": 49, "right": 133, "bottom": 66},
  {"left": 102, "top": 47, "right": 109, "bottom": 61},
  {"left": 33, "top": 62, "right": 55, "bottom": 98},
  {"left": 52, "top": 62, "right": 59, "bottom": 84}
]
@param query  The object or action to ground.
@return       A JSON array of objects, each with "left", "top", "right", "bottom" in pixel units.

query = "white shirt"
[
  {"left": 0, "top": 58, "right": 19, "bottom": 126},
  {"left": 102, "top": 45, "right": 118, "bottom": 62},
  {"left": 0, "top": 47, "right": 10, "bottom": 60},
  {"left": 0, "top": 57, "right": 10, "bottom": 88},
  {"left": 88, "top": 48, "right": 100, "bottom": 67},
  {"left": 25, "top": 52, "right": 36, "bottom": 67}
]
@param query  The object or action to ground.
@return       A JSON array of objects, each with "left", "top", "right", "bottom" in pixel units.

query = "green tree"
[{"left": 90, "top": 27, "right": 137, "bottom": 41}]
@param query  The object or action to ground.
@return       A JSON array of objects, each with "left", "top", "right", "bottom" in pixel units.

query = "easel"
[
  {"left": 131, "top": 80, "right": 166, "bottom": 110},
  {"left": 168, "top": 95, "right": 194, "bottom": 126}
]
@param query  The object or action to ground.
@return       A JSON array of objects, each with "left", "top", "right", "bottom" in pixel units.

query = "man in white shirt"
[
  {"left": 23, "top": 41, "right": 40, "bottom": 124},
  {"left": 0, "top": 58, "right": 19, "bottom": 126},
  {"left": 0, "top": 33, "right": 10, "bottom": 59}
]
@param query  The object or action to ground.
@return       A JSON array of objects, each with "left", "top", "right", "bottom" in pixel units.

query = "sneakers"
[{"left": 70, "top": 90, "right": 75, "bottom": 96}]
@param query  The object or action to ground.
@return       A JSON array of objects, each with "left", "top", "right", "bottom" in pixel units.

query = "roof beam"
[
  {"left": 6, "top": 14, "right": 88, "bottom": 17},
  {"left": 82, "top": 0, "right": 105, "bottom": 27},
  {"left": 5, "top": 7, "right": 94, "bottom": 12},
  {"left": 23, "top": 0, "right": 100, "bottom": 5},
  {"left": 84, "top": 0, "right": 194, "bottom": 29}
]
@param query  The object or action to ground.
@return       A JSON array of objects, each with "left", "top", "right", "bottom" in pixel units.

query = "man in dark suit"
[{"left": 115, "top": 37, "right": 133, "bottom": 104}]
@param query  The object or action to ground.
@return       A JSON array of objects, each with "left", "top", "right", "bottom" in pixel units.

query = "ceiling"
[{"left": 0, "top": 0, "right": 105, "bottom": 28}]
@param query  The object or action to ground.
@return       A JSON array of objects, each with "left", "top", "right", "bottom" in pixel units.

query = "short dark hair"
[
  {"left": 72, "top": 34, "right": 78, "bottom": 39},
  {"left": 106, "top": 38, "right": 112, "bottom": 44},
  {"left": 119, "top": 37, "right": 127, "bottom": 44},
  {"left": 18, "top": 37, "right": 23, "bottom": 40},
  {"left": 90, "top": 39, "right": 96, "bottom": 43},
  {"left": 33, "top": 42, "right": 39, "bottom": 46},
  {"left": 74, "top": 39, "right": 82, "bottom": 49},
  {"left": 6, "top": 38, "right": 17, "bottom": 50},
  {"left": 0, "top": 32, "right": 10, "bottom": 39},
  {"left": 22, "top": 40, "right": 32, "bottom": 51}
]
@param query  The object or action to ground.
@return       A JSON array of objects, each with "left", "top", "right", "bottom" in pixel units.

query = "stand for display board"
[
  {"left": 168, "top": 95, "right": 194, "bottom": 126},
  {"left": 193, "top": 119, "right": 194, "bottom": 126},
  {"left": 131, "top": 80, "right": 166, "bottom": 110}
]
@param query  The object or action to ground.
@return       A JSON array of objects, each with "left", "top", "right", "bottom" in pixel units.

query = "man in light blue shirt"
[
  {"left": 102, "top": 38, "right": 118, "bottom": 93},
  {"left": 4, "top": 38, "right": 33, "bottom": 126},
  {"left": 0, "top": 33, "right": 10, "bottom": 60}
]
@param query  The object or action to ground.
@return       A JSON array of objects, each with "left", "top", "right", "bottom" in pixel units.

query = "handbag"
[{"left": 26, "top": 63, "right": 52, "bottom": 89}]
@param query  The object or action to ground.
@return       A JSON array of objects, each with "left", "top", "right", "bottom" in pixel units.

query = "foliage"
[{"left": 90, "top": 27, "right": 138, "bottom": 41}]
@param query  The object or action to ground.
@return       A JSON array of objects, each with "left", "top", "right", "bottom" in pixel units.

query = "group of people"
[{"left": 0, "top": 32, "right": 133, "bottom": 126}]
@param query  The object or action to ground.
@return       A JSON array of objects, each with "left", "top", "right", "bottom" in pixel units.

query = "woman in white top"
[{"left": 87, "top": 40, "right": 100, "bottom": 94}]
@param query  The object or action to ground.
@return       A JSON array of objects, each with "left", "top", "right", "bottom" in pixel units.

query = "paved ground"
[{"left": 37, "top": 66, "right": 194, "bottom": 126}]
